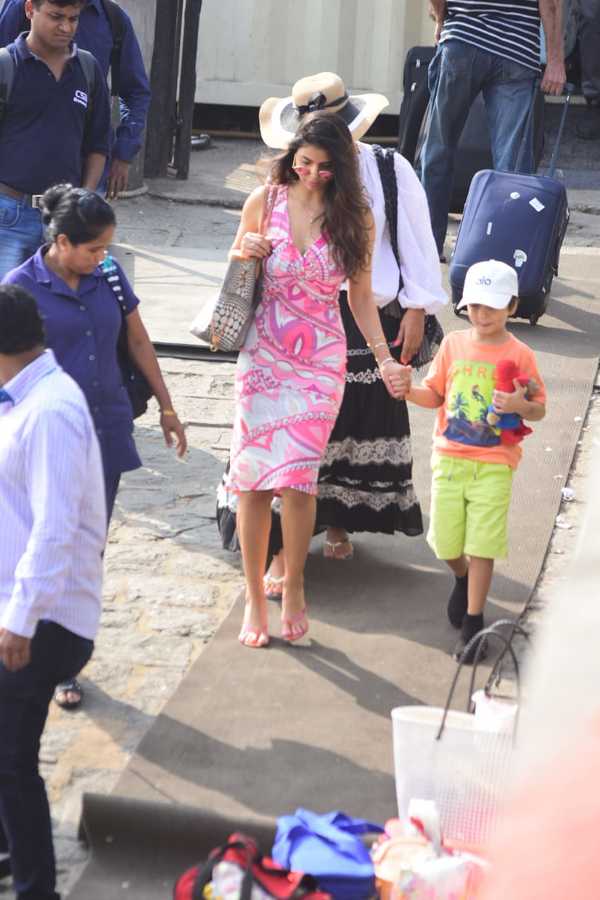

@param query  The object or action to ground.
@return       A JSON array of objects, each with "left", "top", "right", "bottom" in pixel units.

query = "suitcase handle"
[
  {"left": 546, "top": 84, "right": 574, "bottom": 179},
  {"left": 515, "top": 82, "right": 574, "bottom": 177}
]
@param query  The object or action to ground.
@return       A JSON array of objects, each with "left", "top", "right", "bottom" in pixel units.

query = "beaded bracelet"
[
  {"left": 160, "top": 409, "right": 177, "bottom": 416},
  {"left": 378, "top": 357, "right": 396, "bottom": 370}
]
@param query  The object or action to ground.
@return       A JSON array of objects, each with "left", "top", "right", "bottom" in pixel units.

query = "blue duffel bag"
[{"left": 272, "top": 809, "right": 384, "bottom": 900}]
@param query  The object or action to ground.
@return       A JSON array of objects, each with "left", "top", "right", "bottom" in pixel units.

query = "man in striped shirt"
[
  {"left": 0, "top": 285, "right": 106, "bottom": 899},
  {"left": 422, "top": 0, "right": 566, "bottom": 258}
]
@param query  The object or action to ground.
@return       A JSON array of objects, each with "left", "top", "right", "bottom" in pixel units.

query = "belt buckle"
[{"left": 31, "top": 194, "right": 43, "bottom": 209}]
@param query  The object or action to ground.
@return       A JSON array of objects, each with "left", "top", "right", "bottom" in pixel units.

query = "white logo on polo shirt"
[{"left": 73, "top": 90, "right": 88, "bottom": 108}]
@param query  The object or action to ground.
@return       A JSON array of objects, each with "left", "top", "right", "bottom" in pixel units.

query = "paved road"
[{"left": 2, "top": 142, "right": 599, "bottom": 898}]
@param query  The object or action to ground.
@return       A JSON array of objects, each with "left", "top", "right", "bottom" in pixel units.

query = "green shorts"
[{"left": 427, "top": 453, "right": 513, "bottom": 561}]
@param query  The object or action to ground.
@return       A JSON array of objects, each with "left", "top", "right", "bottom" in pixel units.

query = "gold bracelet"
[{"left": 160, "top": 409, "right": 177, "bottom": 416}]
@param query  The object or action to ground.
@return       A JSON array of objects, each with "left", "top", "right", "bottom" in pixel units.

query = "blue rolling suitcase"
[{"left": 449, "top": 90, "right": 572, "bottom": 326}]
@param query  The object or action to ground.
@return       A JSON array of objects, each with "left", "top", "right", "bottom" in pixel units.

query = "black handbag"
[
  {"left": 372, "top": 145, "right": 444, "bottom": 369},
  {"left": 103, "top": 256, "right": 153, "bottom": 419}
]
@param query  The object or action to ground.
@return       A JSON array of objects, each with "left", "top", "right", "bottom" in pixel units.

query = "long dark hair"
[
  {"left": 269, "top": 113, "right": 371, "bottom": 278},
  {"left": 41, "top": 184, "right": 116, "bottom": 245}
]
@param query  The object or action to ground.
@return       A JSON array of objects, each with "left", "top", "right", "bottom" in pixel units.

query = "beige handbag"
[{"left": 190, "top": 185, "right": 276, "bottom": 352}]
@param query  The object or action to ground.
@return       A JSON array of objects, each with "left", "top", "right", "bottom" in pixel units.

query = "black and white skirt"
[{"left": 315, "top": 291, "right": 423, "bottom": 536}]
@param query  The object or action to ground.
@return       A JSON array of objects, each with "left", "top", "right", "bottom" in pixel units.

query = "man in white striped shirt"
[
  {"left": 422, "top": 0, "right": 566, "bottom": 257},
  {"left": 0, "top": 285, "right": 106, "bottom": 899}
]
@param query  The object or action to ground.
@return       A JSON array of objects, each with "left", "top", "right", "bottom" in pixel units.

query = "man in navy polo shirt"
[
  {"left": 0, "top": 0, "right": 151, "bottom": 199},
  {"left": 0, "top": 0, "right": 110, "bottom": 280}
]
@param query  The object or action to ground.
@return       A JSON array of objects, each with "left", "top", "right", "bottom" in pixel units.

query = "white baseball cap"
[{"left": 457, "top": 259, "right": 519, "bottom": 310}]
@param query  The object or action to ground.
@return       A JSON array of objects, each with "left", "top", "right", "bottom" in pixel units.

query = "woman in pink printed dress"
[{"left": 228, "top": 114, "right": 409, "bottom": 648}]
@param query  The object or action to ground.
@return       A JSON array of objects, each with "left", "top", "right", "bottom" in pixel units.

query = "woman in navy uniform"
[{"left": 2, "top": 183, "right": 187, "bottom": 707}]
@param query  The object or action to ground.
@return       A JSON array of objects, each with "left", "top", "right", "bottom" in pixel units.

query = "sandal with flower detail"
[
  {"left": 281, "top": 608, "right": 309, "bottom": 643},
  {"left": 264, "top": 573, "right": 284, "bottom": 599},
  {"left": 323, "top": 539, "right": 354, "bottom": 560},
  {"left": 238, "top": 606, "right": 269, "bottom": 648}
]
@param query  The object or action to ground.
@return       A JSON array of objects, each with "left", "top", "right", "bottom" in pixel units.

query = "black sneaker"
[
  {"left": 453, "top": 613, "right": 488, "bottom": 665},
  {"left": 447, "top": 572, "right": 468, "bottom": 628},
  {"left": 576, "top": 104, "right": 600, "bottom": 141}
]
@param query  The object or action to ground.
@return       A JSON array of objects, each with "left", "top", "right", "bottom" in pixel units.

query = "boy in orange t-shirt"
[{"left": 404, "top": 260, "right": 547, "bottom": 662}]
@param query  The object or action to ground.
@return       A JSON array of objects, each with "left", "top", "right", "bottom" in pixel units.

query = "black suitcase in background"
[
  {"left": 397, "top": 46, "right": 435, "bottom": 164},
  {"left": 399, "top": 46, "right": 545, "bottom": 212}
]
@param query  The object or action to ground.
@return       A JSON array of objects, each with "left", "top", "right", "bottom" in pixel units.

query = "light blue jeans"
[
  {"left": 420, "top": 40, "right": 537, "bottom": 254},
  {"left": 0, "top": 194, "right": 45, "bottom": 281}
]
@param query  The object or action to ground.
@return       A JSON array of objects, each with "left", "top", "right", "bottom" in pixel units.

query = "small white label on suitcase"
[
  {"left": 530, "top": 197, "right": 545, "bottom": 212},
  {"left": 514, "top": 249, "right": 528, "bottom": 268},
  {"left": 486, "top": 221, "right": 493, "bottom": 235}
]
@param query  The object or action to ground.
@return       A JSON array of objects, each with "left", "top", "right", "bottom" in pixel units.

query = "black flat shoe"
[{"left": 453, "top": 612, "right": 488, "bottom": 665}]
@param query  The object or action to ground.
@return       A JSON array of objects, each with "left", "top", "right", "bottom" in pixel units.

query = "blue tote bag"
[{"left": 272, "top": 809, "right": 384, "bottom": 900}]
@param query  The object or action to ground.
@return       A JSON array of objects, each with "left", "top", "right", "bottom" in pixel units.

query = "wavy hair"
[{"left": 268, "top": 112, "right": 371, "bottom": 278}]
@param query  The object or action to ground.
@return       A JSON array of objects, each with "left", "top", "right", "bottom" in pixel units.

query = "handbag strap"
[
  {"left": 102, "top": 255, "right": 128, "bottom": 322},
  {"left": 259, "top": 183, "right": 277, "bottom": 237}
]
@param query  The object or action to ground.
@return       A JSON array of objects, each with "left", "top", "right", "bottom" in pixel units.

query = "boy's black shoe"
[
  {"left": 0, "top": 854, "right": 10, "bottom": 880},
  {"left": 447, "top": 572, "right": 468, "bottom": 628},
  {"left": 453, "top": 613, "right": 488, "bottom": 665}
]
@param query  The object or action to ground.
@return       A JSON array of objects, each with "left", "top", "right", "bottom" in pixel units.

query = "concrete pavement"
[{"left": 2, "top": 136, "right": 599, "bottom": 898}]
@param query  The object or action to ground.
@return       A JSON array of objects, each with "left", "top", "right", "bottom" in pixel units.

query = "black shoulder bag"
[{"left": 103, "top": 257, "right": 153, "bottom": 419}]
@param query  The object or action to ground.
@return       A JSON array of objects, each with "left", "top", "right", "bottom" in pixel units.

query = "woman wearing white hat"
[
  {"left": 227, "top": 112, "right": 410, "bottom": 648},
  {"left": 255, "top": 73, "right": 446, "bottom": 584}
]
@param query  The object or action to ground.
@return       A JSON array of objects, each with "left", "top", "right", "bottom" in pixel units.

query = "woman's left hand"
[
  {"left": 160, "top": 412, "right": 188, "bottom": 458},
  {"left": 381, "top": 362, "right": 412, "bottom": 400},
  {"left": 392, "top": 308, "right": 425, "bottom": 365}
]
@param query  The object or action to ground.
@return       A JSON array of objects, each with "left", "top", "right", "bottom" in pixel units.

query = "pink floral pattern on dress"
[{"left": 228, "top": 185, "right": 347, "bottom": 494}]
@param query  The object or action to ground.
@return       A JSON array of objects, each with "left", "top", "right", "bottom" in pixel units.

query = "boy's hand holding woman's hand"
[{"left": 381, "top": 361, "right": 412, "bottom": 400}]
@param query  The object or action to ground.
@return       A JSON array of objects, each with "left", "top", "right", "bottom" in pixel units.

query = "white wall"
[{"left": 195, "top": 0, "right": 434, "bottom": 114}]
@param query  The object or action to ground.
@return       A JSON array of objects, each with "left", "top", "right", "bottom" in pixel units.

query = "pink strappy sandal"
[
  {"left": 281, "top": 608, "right": 309, "bottom": 643},
  {"left": 238, "top": 606, "right": 269, "bottom": 648}
]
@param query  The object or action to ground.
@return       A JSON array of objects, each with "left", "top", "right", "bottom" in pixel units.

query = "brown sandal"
[{"left": 323, "top": 539, "right": 354, "bottom": 560}]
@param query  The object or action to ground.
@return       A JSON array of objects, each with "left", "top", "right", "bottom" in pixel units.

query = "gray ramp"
[{"left": 70, "top": 251, "right": 600, "bottom": 899}]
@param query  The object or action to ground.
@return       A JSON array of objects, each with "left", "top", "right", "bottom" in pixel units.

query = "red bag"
[{"left": 174, "top": 833, "right": 331, "bottom": 900}]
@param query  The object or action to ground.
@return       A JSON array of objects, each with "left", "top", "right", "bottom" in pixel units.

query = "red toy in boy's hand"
[{"left": 487, "top": 359, "right": 534, "bottom": 446}]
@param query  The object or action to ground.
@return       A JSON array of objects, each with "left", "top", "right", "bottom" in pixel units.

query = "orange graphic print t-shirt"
[{"left": 422, "top": 330, "right": 546, "bottom": 469}]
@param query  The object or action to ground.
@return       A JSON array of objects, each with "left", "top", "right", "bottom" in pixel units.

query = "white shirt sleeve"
[
  {"left": 2, "top": 404, "right": 92, "bottom": 638},
  {"left": 394, "top": 152, "right": 448, "bottom": 316}
]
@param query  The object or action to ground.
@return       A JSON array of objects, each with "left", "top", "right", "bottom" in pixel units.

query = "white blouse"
[{"left": 356, "top": 142, "right": 448, "bottom": 315}]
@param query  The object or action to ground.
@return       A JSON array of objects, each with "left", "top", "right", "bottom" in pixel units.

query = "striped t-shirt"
[{"left": 441, "top": 1, "right": 541, "bottom": 72}]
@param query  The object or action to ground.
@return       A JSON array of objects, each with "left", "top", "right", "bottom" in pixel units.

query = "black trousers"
[
  {"left": 0, "top": 622, "right": 93, "bottom": 899},
  {"left": 580, "top": 0, "right": 600, "bottom": 103}
]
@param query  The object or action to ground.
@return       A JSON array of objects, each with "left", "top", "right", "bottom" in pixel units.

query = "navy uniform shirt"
[
  {"left": 0, "top": 35, "right": 111, "bottom": 195},
  {"left": 0, "top": 0, "right": 151, "bottom": 163},
  {"left": 2, "top": 248, "right": 142, "bottom": 481}
]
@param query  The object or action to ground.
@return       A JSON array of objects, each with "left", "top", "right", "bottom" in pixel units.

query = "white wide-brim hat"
[{"left": 259, "top": 72, "right": 389, "bottom": 149}]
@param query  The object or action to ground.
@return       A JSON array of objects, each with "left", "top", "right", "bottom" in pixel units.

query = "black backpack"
[{"left": 2, "top": 0, "right": 125, "bottom": 95}]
